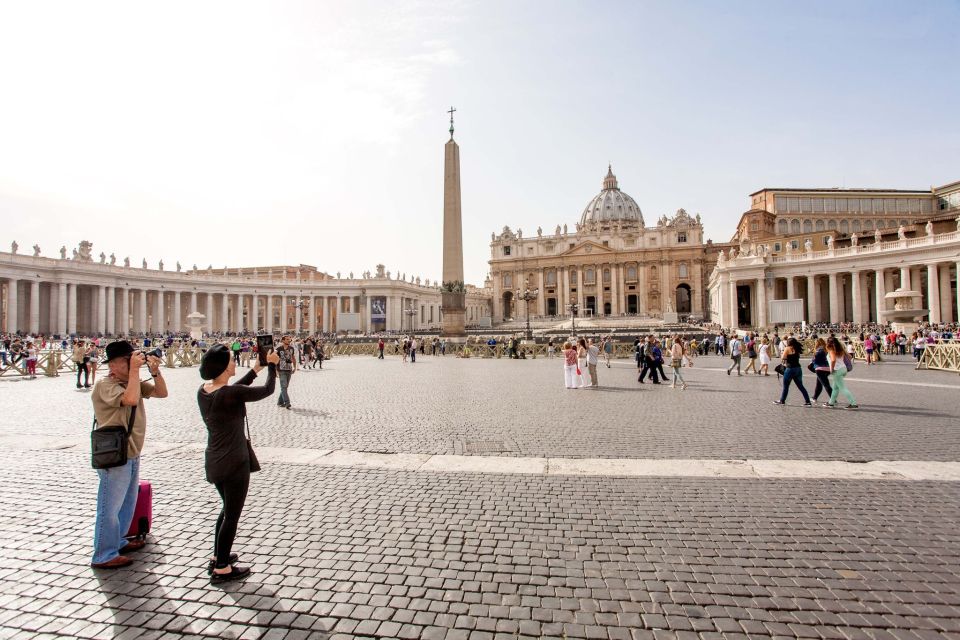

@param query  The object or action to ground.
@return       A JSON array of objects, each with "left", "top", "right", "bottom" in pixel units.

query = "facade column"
[
  {"left": 172, "top": 292, "right": 181, "bottom": 333},
  {"left": 106, "top": 287, "right": 116, "bottom": 335},
  {"left": 57, "top": 283, "right": 68, "bottom": 336},
  {"left": 927, "top": 264, "right": 941, "bottom": 324},
  {"left": 537, "top": 269, "right": 546, "bottom": 316},
  {"left": 610, "top": 265, "right": 619, "bottom": 315},
  {"left": 279, "top": 294, "right": 287, "bottom": 333},
  {"left": 940, "top": 265, "right": 954, "bottom": 324},
  {"left": 756, "top": 278, "right": 767, "bottom": 328},
  {"left": 576, "top": 268, "right": 585, "bottom": 315},
  {"left": 97, "top": 285, "right": 107, "bottom": 335},
  {"left": 266, "top": 295, "right": 274, "bottom": 333},
  {"left": 190, "top": 291, "right": 198, "bottom": 314},
  {"left": 120, "top": 288, "right": 130, "bottom": 335},
  {"left": 911, "top": 267, "right": 923, "bottom": 296},
  {"left": 154, "top": 291, "right": 164, "bottom": 333},
  {"left": 851, "top": 271, "right": 862, "bottom": 324},
  {"left": 29, "top": 280, "right": 41, "bottom": 334},
  {"left": 899, "top": 267, "right": 910, "bottom": 290},
  {"left": 956, "top": 262, "right": 960, "bottom": 325},
  {"left": 216, "top": 293, "right": 225, "bottom": 333},
  {"left": 828, "top": 273, "right": 840, "bottom": 323},
  {"left": 309, "top": 296, "right": 317, "bottom": 334},
  {"left": 786, "top": 276, "right": 795, "bottom": 300},
  {"left": 67, "top": 283, "right": 78, "bottom": 335}
]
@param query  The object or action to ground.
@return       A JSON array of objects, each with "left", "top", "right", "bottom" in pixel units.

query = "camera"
[{"left": 139, "top": 348, "right": 163, "bottom": 361}]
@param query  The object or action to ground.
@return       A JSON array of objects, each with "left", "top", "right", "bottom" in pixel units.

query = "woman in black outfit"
[
  {"left": 198, "top": 343, "right": 279, "bottom": 584},
  {"left": 773, "top": 337, "right": 811, "bottom": 406}
]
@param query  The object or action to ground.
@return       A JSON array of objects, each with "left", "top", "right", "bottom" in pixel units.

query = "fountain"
[
  {"left": 880, "top": 288, "right": 928, "bottom": 334},
  {"left": 186, "top": 311, "right": 206, "bottom": 341}
]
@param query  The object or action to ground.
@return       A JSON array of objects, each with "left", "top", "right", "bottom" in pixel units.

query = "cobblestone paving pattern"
[
  {"left": 0, "top": 450, "right": 959, "bottom": 639},
  {"left": 2, "top": 355, "right": 958, "bottom": 461}
]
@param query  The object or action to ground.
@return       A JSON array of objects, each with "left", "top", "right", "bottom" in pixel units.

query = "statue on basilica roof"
[{"left": 32, "top": 244, "right": 40, "bottom": 257}]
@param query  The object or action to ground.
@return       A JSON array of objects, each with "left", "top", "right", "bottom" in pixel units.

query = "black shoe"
[
  {"left": 210, "top": 565, "right": 251, "bottom": 584},
  {"left": 76, "top": 383, "right": 82, "bottom": 388},
  {"left": 207, "top": 553, "right": 239, "bottom": 575},
  {"left": 285, "top": 404, "right": 292, "bottom": 410}
]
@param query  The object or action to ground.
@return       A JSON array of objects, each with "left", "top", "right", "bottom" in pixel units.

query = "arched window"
[
  {"left": 503, "top": 273, "right": 512, "bottom": 288},
  {"left": 778, "top": 220, "right": 788, "bottom": 234},
  {"left": 585, "top": 268, "right": 595, "bottom": 284},
  {"left": 546, "top": 270, "right": 556, "bottom": 285},
  {"left": 840, "top": 220, "right": 849, "bottom": 234},
  {"left": 852, "top": 220, "right": 861, "bottom": 232},
  {"left": 650, "top": 266, "right": 658, "bottom": 279},
  {"left": 815, "top": 220, "right": 824, "bottom": 231},
  {"left": 570, "top": 270, "right": 577, "bottom": 285},
  {"left": 603, "top": 269, "right": 611, "bottom": 283},
  {"left": 790, "top": 219, "right": 801, "bottom": 234},
  {"left": 803, "top": 220, "right": 813, "bottom": 233},
  {"left": 864, "top": 220, "right": 873, "bottom": 231},
  {"left": 626, "top": 266, "right": 637, "bottom": 281},
  {"left": 827, "top": 220, "right": 837, "bottom": 230}
]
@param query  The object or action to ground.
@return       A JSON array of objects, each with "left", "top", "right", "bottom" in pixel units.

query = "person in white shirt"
[
  {"left": 585, "top": 339, "right": 600, "bottom": 387},
  {"left": 726, "top": 336, "right": 742, "bottom": 376}
]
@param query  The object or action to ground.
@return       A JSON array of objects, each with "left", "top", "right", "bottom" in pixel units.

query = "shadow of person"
[
  {"left": 217, "top": 583, "right": 331, "bottom": 638},
  {"left": 94, "top": 540, "right": 175, "bottom": 638}
]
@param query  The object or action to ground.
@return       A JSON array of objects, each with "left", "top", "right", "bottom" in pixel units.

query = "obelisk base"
[{"left": 440, "top": 291, "right": 467, "bottom": 338}]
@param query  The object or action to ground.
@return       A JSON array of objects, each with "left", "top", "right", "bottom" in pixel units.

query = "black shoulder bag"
[
  {"left": 244, "top": 407, "right": 261, "bottom": 473},
  {"left": 91, "top": 405, "right": 137, "bottom": 469}
]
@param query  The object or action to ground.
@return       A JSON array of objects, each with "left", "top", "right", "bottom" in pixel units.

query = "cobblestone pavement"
[
  {"left": 2, "top": 354, "right": 958, "bottom": 461},
  {"left": 0, "top": 354, "right": 958, "bottom": 639}
]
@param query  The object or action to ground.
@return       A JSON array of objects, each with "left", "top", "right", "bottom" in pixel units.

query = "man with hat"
[{"left": 90, "top": 341, "right": 168, "bottom": 569}]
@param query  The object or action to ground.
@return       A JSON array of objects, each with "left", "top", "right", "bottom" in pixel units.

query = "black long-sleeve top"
[{"left": 198, "top": 365, "right": 276, "bottom": 484}]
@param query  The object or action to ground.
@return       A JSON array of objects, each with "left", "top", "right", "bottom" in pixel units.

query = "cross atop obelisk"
[{"left": 440, "top": 107, "right": 466, "bottom": 339}]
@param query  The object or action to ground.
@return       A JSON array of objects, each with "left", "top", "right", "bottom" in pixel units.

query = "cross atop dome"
[{"left": 602, "top": 164, "right": 619, "bottom": 190}]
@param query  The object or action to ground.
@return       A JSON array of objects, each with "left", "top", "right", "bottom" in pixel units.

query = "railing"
[
  {"left": 757, "top": 229, "right": 960, "bottom": 266},
  {"left": 917, "top": 342, "right": 960, "bottom": 374}
]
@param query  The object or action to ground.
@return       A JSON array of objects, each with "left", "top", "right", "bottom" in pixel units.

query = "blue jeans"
[
  {"left": 779, "top": 366, "right": 810, "bottom": 404},
  {"left": 92, "top": 456, "right": 140, "bottom": 564},
  {"left": 278, "top": 371, "right": 292, "bottom": 406}
]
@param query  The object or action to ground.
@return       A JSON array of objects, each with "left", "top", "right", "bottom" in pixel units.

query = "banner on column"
[{"left": 370, "top": 296, "right": 387, "bottom": 332}]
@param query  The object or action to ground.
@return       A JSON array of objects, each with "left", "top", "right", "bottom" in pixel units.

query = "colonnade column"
[
  {"left": 67, "top": 283, "right": 78, "bottom": 335},
  {"left": 756, "top": 278, "right": 767, "bottom": 328},
  {"left": 806, "top": 275, "right": 818, "bottom": 323},
  {"left": 172, "top": 292, "right": 181, "bottom": 332},
  {"left": 309, "top": 297, "right": 317, "bottom": 334},
  {"left": 939, "top": 266, "right": 954, "bottom": 323},
  {"left": 279, "top": 294, "right": 287, "bottom": 333},
  {"left": 827, "top": 273, "right": 840, "bottom": 323},
  {"left": 537, "top": 270, "right": 546, "bottom": 316},
  {"left": 899, "top": 267, "right": 910, "bottom": 290},
  {"left": 220, "top": 293, "right": 229, "bottom": 334},
  {"left": 266, "top": 295, "right": 274, "bottom": 333},
  {"left": 851, "top": 271, "right": 862, "bottom": 324},
  {"left": 4, "top": 279, "right": 17, "bottom": 333},
  {"left": 57, "top": 283, "right": 67, "bottom": 336},
  {"left": 786, "top": 276, "right": 795, "bottom": 300},
  {"left": 106, "top": 287, "right": 115, "bottom": 335},
  {"left": 610, "top": 265, "right": 619, "bottom": 315},
  {"left": 27, "top": 280, "right": 39, "bottom": 334},
  {"left": 134, "top": 290, "right": 145, "bottom": 334},
  {"left": 154, "top": 291, "right": 164, "bottom": 333},
  {"left": 97, "top": 285, "right": 107, "bottom": 335},
  {"left": 928, "top": 264, "right": 941, "bottom": 324},
  {"left": 234, "top": 295, "right": 243, "bottom": 333},
  {"left": 728, "top": 279, "right": 737, "bottom": 329},
  {"left": 120, "top": 288, "right": 130, "bottom": 335}
]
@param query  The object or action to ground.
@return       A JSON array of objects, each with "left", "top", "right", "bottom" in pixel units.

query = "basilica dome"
[{"left": 579, "top": 165, "right": 644, "bottom": 227}]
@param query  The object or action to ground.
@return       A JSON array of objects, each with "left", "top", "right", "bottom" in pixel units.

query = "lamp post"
[
  {"left": 515, "top": 281, "right": 539, "bottom": 341},
  {"left": 404, "top": 306, "right": 417, "bottom": 333},
  {"left": 566, "top": 302, "right": 579, "bottom": 337},
  {"left": 293, "top": 292, "right": 310, "bottom": 335}
]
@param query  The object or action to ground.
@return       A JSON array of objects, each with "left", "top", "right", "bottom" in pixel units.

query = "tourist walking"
[
  {"left": 863, "top": 334, "right": 876, "bottom": 365},
  {"left": 547, "top": 339, "right": 555, "bottom": 358},
  {"left": 576, "top": 338, "right": 589, "bottom": 386},
  {"left": 653, "top": 339, "right": 668, "bottom": 381},
  {"left": 24, "top": 341, "right": 38, "bottom": 379},
  {"left": 87, "top": 341, "right": 100, "bottom": 386},
  {"left": 231, "top": 339, "right": 242, "bottom": 365},
  {"left": 601, "top": 337, "right": 613, "bottom": 368},
  {"left": 743, "top": 334, "right": 758, "bottom": 374},
  {"left": 669, "top": 335, "right": 687, "bottom": 390},
  {"left": 826, "top": 337, "right": 858, "bottom": 409},
  {"left": 726, "top": 335, "right": 742, "bottom": 376},
  {"left": 585, "top": 338, "right": 600, "bottom": 387},
  {"left": 809, "top": 338, "right": 833, "bottom": 403},
  {"left": 377, "top": 338, "right": 385, "bottom": 359},
  {"left": 90, "top": 342, "right": 168, "bottom": 569},
  {"left": 410, "top": 337, "right": 417, "bottom": 363},
  {"left": 74, "top": 339, "right": 90, "bottom": 388},
  {"left": 758, "top": 337, "right": 771, "bottom": 376},
  {"left": 198, "top": 343, "right": 279, "bottom": 583},
  {"left": 638, "top": 336, "right": 660, "bottom": 384},
  {"left": 275, "top": 335, "right": 296, "bottom": 409},
  {"left": 562, "top": 341, "right": 582, "bottom": 389},
  {"left": 773, "top": 338, "right": 811, "bottom": 406}
]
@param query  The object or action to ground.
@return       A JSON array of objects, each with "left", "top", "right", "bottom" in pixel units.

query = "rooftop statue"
[
  {"left": 124, "top": 257, "right": 130, "bottom": 267},
  {"left": 850, "top": 232, "right": 859, "bottom": 247},
  {"left": 874, "top": 228, "right": 882, "bottom": 243},
  {"left": 110, "top": 253, "right": 116, "bottom": 265},
  {"left": 555, "top": 225, "right": 561, "bottom": 236},
  {"left": 78, "top": 241, "right": 94, "bottom": 261},
  {"left": 143, "top": 258, "right": 148, "bottom": 269},
  {"left": 60, "top": 246, "right": 67, "bottom": 259},
  {"left": 176, "top": 261, "right": 182, "bottom": 272},
  {"left": 926, "top": 220, "right": 934, "bottom": 236},
  {"left": 537, "top": 226, "right": 542, "bottom": 237},
  {"left": 32, "top": 244, "right": 40, "bottom": 257},
  {"left": 159, "top": 259, "right": 164, "bottom": 271},
  {"left": 376, "top": 264, "right": 385, "bottom": 278},
  {"left": 99, "top": 252, "right": 106, "bottom": 264},
  {"left": 804, "top": 238, "right": 812, "bottom": 253},
  {"left": 826, "top": 236, "right": 834, "bottom": 250},
  {"left": 898, "top": 225, "right": 907, "bottom": 241},
  {"left": 10, "top": 241, "right": 18, "bottom": 254}
]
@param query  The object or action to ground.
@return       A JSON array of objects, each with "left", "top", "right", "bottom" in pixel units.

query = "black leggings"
[
  {"left": 76, "top": 362, "right": 89, "bottom": 386},
  {"left": 214, "top": 471, "right": 250, "bottom": 568},
  {"left": 812, "top": 370, "right": 832, "bottom": 400}
]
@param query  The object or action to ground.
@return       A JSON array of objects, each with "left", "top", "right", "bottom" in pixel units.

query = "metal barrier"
[{"left": 917, "top": 342, "right": 960, "bottom": 374}]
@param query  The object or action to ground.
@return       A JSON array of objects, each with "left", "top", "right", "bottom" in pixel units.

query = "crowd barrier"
[{"left": 917, "top": 341, "right": 960, "bottom": 374}]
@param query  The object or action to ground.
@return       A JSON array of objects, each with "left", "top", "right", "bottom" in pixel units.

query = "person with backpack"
[
  {"left": 825, "top": 337, "right": 858, "bottom": 409},
  {"left": 773, "top": 338, "right": 812, "bottom": 406},
  {"left": 743, "top": 334, "right": 758, "bottom": 374},
  {"left": 809, "top": 338, "right": 833, "bottom": 404}
]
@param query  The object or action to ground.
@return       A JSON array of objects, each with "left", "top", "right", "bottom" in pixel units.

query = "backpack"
[{"left": 843, "top": 354, "right": 853, "bottom": 372}]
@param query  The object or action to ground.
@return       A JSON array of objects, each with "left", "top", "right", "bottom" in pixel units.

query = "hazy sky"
[{"left": 1, "top": 1, "right": 957, "bottom": 285}]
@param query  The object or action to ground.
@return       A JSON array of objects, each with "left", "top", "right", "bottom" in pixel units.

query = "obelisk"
[{"left": 440, "top": 106, "right": 467, "bottom": 339}]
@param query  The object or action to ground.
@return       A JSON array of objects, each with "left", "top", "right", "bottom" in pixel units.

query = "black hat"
[
  {"left": 105, "top": 340, "right": 135, "bottom": 362},
  {"left": 200, "top": 344, "right": 231, "bottom": 380}
]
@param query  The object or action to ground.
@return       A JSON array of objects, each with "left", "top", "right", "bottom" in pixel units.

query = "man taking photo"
[{"left": 90, "top": 341, "right": 168, "bottom": 569}]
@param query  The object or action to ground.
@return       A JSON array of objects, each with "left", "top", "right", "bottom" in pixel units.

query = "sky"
[{"left": 1, "top": 1, "right": 957, "bottom": 286}]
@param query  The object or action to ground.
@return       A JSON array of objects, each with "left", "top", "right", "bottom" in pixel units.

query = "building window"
[
  {"left": 546, "top": 270, "right": 556, "bottom": 285},
  {"left": 503, "top": 246, "right": 511, "bottom": 256},
  {"left": 750, "top": 222, "right": 758, "bottom": 231},
  {"left": 822, "top": 235, "right": 830, "bottom": 245},
  {"left": 790, "top": 219, "right": 801, "bottom": 234},
  {"left": 585, "top": 269, "right": 595, "bottom": 284},
  {"left": 602, "top": 240, "right": 609, "bottom": 247},
  {"left": 840, "top": 220, "right": 849, "bottom": 234},
  {"left": 503, "top": 274, "right": 512, "bottom": 288},
  {"left": 603, "top": 269, "right": 611, "bottom": 283},
  {"left": 570, "top": 270, "right": 577, "bottom": 285},
  {"left": 569, "top": 243, "right": 575, "bottom": 249},
  {"left": 527, "top": 246, "right": 534, "bottom": 254},
  {"left": 803, "top": 220, "right": 813, "bottom": 233},
  {"left": 815, "top": 220, "right": 824, "bottom": 231},
  {"left": 678, "top": 263, "right": 688, "bottom": 278},
  {"left": 827, "top": 220, "right": 837, "bottom": 230},
  {"left": 677, "top": 232, "right": 687, "bottom": 243},
  {"left": 778, "top": 220, "right": 788, "bottom": 234},
  {"left": 774, "top": 242, "right": 782, "bottom": 252},
  {"left": 790, "top": 240, "right": 799, "bottom": 250},
  {"left": 626, "top": 266, "right": 637, "bottom": 281}
]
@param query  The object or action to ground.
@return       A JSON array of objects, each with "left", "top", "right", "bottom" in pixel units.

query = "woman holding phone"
[{"left": 198, "top": 343, "right": 279, "bottom": 584}]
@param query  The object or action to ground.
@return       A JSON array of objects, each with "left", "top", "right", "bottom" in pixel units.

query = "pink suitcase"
[{"left": 126, "top": 481, "right": 152, "bottom": 540}]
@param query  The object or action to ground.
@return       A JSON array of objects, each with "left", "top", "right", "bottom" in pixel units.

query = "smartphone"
[{"left": 256, "top": 335, "right": 274, "bottom": 366}]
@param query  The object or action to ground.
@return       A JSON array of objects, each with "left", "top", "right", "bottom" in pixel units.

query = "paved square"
[{"left": 1, "top": 353, "right": 959, "bottom": 639}]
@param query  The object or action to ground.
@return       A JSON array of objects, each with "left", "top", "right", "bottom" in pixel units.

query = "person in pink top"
[
  {"left": 562, "top": 341, "right": 582, "bottom": 389},
  {"left": 863, "top": 335, "right": 875, "bottom": 365}
]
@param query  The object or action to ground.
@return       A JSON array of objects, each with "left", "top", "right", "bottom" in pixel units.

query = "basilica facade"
[{"left": 489, "top": 166, "right": 725, "bottom": 322}]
